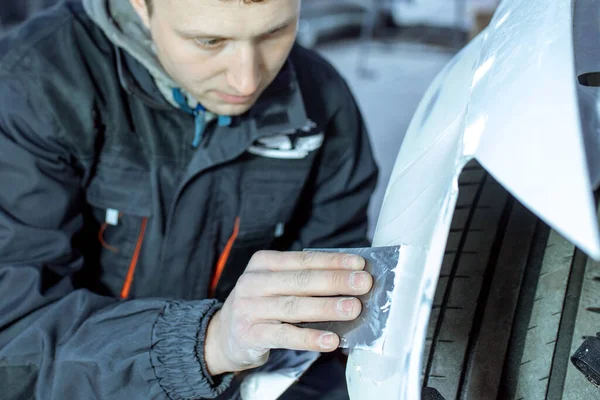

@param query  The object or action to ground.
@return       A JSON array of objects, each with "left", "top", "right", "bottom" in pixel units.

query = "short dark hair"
[{"left": 145, "top": 0, "right": 266, "bottom": 15}]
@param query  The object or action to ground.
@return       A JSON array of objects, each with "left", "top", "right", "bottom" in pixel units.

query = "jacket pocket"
[
  {"left": 236, "top": 179, "right": 301, "bottom": 240},
  {"left": 212, "top": 179, "right": 304, "bottom": 301},
  {"left": 85, "top": 160, "right": 152, "bottom": 299}
]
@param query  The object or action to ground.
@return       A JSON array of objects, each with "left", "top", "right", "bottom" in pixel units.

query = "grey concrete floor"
[{"left": 316, "top": 39, "right": 456, "bottom": 238}]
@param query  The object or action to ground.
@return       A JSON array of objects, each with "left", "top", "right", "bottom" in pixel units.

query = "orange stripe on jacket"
[
  {"left": 120, "top": 217, "right": 148, "bottom": 299},
  {"left": 209, "top": 217, "right": 241, "bottom": 298}
]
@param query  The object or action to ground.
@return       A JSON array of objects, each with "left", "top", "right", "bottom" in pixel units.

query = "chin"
[{"left": 209, "top": 103, "right": 254, "bottom": 117}]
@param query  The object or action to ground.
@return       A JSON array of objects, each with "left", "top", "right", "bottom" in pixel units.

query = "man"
[{"left": 0, "top": 0, "right": 378, "bottom": 398}]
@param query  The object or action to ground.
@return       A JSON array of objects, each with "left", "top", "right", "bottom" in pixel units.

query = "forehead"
[{"left": 157, "top": 0, "right": 301, "bottom": 36}]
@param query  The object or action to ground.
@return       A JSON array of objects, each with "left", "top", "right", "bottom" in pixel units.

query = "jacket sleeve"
[
  {"left": 290, "top": 78, "right": 379, "bottom": 250},
  {"left": 0, "top": 75, "right": 232, "bottom": 399}
]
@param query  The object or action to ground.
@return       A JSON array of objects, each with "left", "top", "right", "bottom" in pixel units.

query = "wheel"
[{"left": 422, "top": 161, "right": 600, "bottom": 399}]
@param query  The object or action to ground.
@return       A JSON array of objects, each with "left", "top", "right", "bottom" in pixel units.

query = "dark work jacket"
[{"left": 0, "top": 2, "right": 378, "bottom": 399}]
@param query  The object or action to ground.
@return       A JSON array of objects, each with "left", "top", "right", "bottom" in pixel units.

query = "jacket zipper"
[{"left": 98, "top": 212, "right": 123, "bottom": 253}]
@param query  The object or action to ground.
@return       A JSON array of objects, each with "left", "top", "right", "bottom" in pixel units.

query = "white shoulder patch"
[{"left": 248, "top": 120, "right": 324, "bottom": 160}]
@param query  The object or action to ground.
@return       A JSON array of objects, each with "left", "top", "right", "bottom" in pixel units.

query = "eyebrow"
[{"left": 176, "top": 17, "right": 295, "bottom": 39}]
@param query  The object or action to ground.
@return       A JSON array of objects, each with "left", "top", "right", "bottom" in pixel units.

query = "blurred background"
[
  {"left": 0, "top": 0, "right": 500, "bottom": 237},
  {"left": 296, "top": 0, "right": 499, "bottom": 238}
]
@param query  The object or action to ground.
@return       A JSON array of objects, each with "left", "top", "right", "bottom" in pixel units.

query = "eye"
[
  {"left": 194, "top": 38, "right": 225, "bottom": 50},
  {"left": 267, "top": 26, "right": 287, "bottom": 37}
]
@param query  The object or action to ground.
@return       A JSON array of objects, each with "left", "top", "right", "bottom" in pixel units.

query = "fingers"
[
  {"left": 236, "top": 269, "right": 373, "bottom": 297},
  {"left": 246, "top": 250, "right": 366, "bottom": 272},
  {"left": 251, "top": 323, "right": 341, "bottom": 352},
  {"left": 220, "top": 250, "right": 372, "bottom": 368},
  {"left": 253, "top": 296, "right": 362, "bottom": 323}
]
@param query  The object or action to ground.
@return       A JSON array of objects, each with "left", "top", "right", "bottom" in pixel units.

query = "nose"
[{"left": 226, "top": 43, "right": 261, "bottom": 96}]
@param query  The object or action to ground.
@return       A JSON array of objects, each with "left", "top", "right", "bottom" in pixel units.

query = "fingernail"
[
  {"left": 319, "top": 333, "right": 335, "bottom": 349},
  {"left": 343, "top": 255, "right": 362, "bottom": 269},
  {"left": 337, "top": 298, "right": 356, "bottom": 317},
  {"left": 350, "top": 271, "right": 368, "bottom": 290}
]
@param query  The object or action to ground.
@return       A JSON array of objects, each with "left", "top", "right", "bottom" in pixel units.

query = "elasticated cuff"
[{"left": 151, "top": 300, "right": 234, "bottom": 400}]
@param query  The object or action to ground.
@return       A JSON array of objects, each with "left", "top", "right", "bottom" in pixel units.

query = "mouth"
[{"left": 213, "top": 91, "right": 256, "bottom": 105}]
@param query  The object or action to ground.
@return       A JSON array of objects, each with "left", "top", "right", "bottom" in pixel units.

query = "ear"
[{"left": 129, "top": 0, "right": 151, "bottom": 28}]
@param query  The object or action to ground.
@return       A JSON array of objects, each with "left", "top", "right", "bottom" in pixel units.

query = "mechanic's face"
[{"left": 130, "top": 0, "right": 300, "bottom": 116}]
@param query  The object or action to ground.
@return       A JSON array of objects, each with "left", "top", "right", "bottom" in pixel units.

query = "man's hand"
[{"left": 204, "top": 250, "right": 373, "bottom": 376}]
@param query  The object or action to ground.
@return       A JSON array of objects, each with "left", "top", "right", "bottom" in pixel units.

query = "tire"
[{"left": 422, "top": 160, "right": 600, "bottom": 400}]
